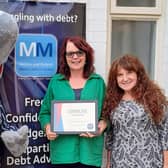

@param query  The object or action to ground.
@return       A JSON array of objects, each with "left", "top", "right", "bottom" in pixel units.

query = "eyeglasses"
[{"left": 65, "top": 50, "right": 85, "bottom": 58}]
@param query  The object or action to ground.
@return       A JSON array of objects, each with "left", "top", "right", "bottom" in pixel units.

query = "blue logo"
[{"left": 15, "top": 34, "right": 57, "bottom": 77}]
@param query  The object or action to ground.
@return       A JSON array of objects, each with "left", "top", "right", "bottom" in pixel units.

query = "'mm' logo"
[
  {"left": 15, "top": 34, "right": 57, "bottom": 77},
  {"left": 19, "top": 42, "right": 53, "bottom": 57}
]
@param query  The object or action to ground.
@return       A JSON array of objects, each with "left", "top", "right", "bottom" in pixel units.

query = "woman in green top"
[{"left": 38, "top": 36, "right": 107, "bottom": 168}]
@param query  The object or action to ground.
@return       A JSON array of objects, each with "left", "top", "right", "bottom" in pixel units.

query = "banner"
[{"left": 0, "top": 1, "right": 85, "bottom": 167}]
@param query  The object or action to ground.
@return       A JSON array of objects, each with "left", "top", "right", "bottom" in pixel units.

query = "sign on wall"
[{"left": 0, "top": 1, "right": 85, "bottom": 167}]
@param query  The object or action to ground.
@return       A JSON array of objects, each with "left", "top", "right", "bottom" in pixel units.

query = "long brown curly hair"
[{"left": 102, "top": 54, "right": 168, "bottom": 124}]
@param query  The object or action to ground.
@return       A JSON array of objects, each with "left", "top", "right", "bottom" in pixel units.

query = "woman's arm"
[
  {"left": 38, "top": 79, "right": 54, "bottom": 130},
  {"left": 106, "top": 150, "right": 111, "bottom": 168},
  {"left": 158, "top": 110, "right": 168, "bottom": 168},
  {"left": 164, "top": 151, "right": 168, "bottom": 168},
  {"left": 97, "top": 119, "right": 107, "bottom": 134},
  {"left": 45, "top": 124, "right": 58, "bottom": 140}
]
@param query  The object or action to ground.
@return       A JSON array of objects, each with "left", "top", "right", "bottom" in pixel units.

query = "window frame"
[{"left": 110, "top": 0, "right": 162, "bottom": 15}]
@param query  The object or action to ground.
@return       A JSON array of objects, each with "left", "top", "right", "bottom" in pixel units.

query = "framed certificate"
[{"left": 51, "top": 100, "right": 98, "bottom": 134}]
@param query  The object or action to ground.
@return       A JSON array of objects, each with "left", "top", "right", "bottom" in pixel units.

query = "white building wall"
[
  {"left": 85, "top": 0, "right": 168, "bottom": 98},
  {"left": 67, "top": 0, "right": 168, "bottom": 98},
  {"left": 86, "top": 0, "right": 107, "bottom": 79},
  {"left": 161, "top": 1, "right": 168, "bottom": 96}
]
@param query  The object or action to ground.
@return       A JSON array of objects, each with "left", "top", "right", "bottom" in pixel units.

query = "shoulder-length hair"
[
  {"left": 58, "top": 36, "right": 95, "bottom": 79},
  {"left": 102, "top": 54, "right": 168, "bottom": 124}
]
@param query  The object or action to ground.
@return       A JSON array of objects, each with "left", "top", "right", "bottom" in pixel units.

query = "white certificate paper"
[{"left": 51, "top": 100, "right": 98, "bottom": 134}]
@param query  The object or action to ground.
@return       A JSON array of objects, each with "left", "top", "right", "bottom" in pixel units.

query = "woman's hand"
[
  {"left": 79, "top": 120, "right": 107, "bottom": 138},
  {"left": 163, "top": 151, "right": 168, "bottom": 168},
  {"left": 79, "top": 132, "right": 96, "bottom": 138},
  {"left": 106, "top": 150, "right": 111, "bottom": 168},
  {"left": 45, "top": 124, "right": 58, "bottom": 140},
  {"left": 97, "top": 119, "right": 107, "bottom": 135},
  {"left": 106, "top": 162, "right": 111, "bottom": 168}
]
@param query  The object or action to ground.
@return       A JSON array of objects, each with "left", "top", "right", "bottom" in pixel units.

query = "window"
[
  {"left": 111, "top": 20, "right": 156, "bottom": 77},
  {"left": 111, "top": 0, "right": 161, "bottom": 15},
  {"left": 107, "top": 0, "right": 163, "bottom": 79},
  {"left": 116, "top": 0, "right": 156, "bottom": 7}
]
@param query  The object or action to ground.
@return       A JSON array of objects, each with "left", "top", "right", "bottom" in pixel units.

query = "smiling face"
[
  {"left": 65, "top": 41, "right": 86, "bottom": 73},
  {"left": 117, "top": 67, "right": 137, "bottom": 94}
]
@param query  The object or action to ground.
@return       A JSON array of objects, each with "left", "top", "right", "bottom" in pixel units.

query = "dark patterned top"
[
  {"left": 73, "top": 88, "right": 82, "bottom": 100},
  {"left": 105, "top": 100, "right": 168, "bottom": 168}
]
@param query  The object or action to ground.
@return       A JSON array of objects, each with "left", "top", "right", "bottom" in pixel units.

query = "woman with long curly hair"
[{"left": 102, "top": 54, "right": 168, "bottom": 168}]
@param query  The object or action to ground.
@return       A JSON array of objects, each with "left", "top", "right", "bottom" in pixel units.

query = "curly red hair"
[{"left": 102, "top": 54, "right": 168, "bottom": 124}]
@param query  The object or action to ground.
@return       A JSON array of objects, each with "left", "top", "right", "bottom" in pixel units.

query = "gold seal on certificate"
[{"left": 51, "top": 100, "right": 98, "bottom": 134}]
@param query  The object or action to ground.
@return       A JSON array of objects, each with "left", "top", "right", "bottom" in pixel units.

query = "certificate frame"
[{"left": 51, "top": 100, "right": 98, "bottom": 134}]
